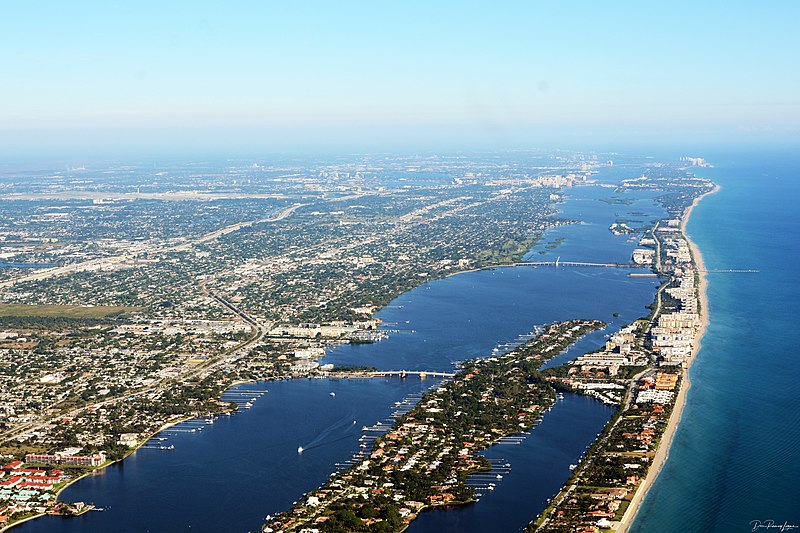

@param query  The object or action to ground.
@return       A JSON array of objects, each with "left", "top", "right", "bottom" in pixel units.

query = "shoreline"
[
  {"left": 0, "top": 411, "right": 209, "bottom": 532},
  {"left": 616, "top": 184, "right": 720, "bottom": 532},
  {"left": 1, "top": 373, "right": 359, "bottom": 531}
]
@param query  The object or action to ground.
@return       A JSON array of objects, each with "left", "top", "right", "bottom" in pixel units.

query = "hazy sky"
[{"left": 2, "top": 1, "right": 799, "bottom": 155}]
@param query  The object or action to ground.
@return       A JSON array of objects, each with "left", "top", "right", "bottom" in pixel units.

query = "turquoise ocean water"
[{"left": 632, "top": 149, "right": 800, "bottom": 532}]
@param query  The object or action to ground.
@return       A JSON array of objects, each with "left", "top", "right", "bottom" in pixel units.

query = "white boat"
[
  {"left": 297, "top": 446, "right": 304, "bottom": 454},
  {"left": 329, "top": 392, "right": 336, "bottom": 397}
]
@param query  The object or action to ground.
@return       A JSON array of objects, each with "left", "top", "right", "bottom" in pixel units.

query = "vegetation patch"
[{"left": 0, "top": 304, "right": 141, "bottom": 318}]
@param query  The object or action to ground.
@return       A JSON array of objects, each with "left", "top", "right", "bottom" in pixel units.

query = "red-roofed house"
[
  {"left": 0, "top": 476, "right": 22, "bottom": 488},
  {"left": 1, "top": 460, "right": 23, "bottom": 471}
]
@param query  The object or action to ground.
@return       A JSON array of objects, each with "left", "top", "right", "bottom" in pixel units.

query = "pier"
[{"left": 701, "top": 269, "right": 759, "bottom": 273}]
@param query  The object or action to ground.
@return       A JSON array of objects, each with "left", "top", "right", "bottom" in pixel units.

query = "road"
[
  {"left": 0, "top": 284, "right": 269, "bottom": 444},
  {"left": 535, "top": 371, "right": 645, "bottom": 531},
  {"left": 170, "top": 203, "right": 306, "bottom": 252},
  {"left": 0, "top": 203, "right": 306, "bottom": 289}
]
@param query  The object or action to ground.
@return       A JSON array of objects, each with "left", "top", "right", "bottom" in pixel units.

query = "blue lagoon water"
[
  {"left": 19, "top": 264, "right": 657, "bottom": 532},
  {"left": 323, "top": 267, "right": 659, "bottom": 374},
  {"left": 631, "top": 150, "right": 800, "bottom": 532},
  {"left": 409, "top": 393, "right": 614, "bottom": 533},
  {"left": 16, "top": 160, "right": 674, "bottom": 533},
  {"left": 17, "top": 379, "right": 433, "bottom": 533}
]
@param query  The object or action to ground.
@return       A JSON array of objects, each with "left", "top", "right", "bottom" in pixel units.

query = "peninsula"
[
  {"left": 264, "top": 320, "right": 605, "bottom": 532},
  {"left": 531, "top": 183, "right": 719, "bottom": 533}
]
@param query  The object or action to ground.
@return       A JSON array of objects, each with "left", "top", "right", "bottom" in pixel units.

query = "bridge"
[
  {"left": 370, "top": 370, "right": 455, "bottom": 379},
  {"left": 507, "top": 259, "right": 759, "bottom": 273},
  {"left": 321, "top": 370, "right": 456, "bottom": 379},
  {"left": 513, "top": 260, "right": 640, "bottom": 269}
]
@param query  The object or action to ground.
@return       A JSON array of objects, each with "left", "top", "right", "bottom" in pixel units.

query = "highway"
[{"left": 0, "top": 203, "right": 306, "bottom": 289}]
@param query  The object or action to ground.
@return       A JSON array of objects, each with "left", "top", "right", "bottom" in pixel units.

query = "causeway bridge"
[
  {"left": 321, "top": 370, "right": 456, "bottom": 379},
  {"left": 370, "top": 370, "right": 455, "bottom": 378},
  {"left": 512, "top": 260, "right": 640, "bottom": 268},
  {"left": 505, "top": 259, "right": 758, "bottom": 273}
]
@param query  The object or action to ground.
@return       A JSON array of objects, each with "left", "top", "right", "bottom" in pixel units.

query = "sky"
[{"left": 1, "top": 1, "right": 799, "bottom": 156}]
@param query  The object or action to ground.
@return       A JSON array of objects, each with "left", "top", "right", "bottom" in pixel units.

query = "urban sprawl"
[{"left": 0, "top": 153, "right": 713, "bottom": 531}]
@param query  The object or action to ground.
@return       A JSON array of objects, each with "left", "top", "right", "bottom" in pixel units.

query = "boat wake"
[{"left": 299, "top": 411, "right": 359, "bottom": 453}]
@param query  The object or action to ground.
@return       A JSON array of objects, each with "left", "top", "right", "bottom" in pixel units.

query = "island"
[{"left": 264, "top": 320, "right": 604, "bottom": 531}]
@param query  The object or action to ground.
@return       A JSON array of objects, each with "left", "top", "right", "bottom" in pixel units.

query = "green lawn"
[{"left": 0, "top": 304, "right": 141, "bottom": 318}]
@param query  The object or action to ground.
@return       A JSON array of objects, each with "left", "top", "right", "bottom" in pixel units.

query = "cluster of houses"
[
  {"left": 582, "top": 488, "right": 630, "bottom": 529},
  {"left": 660, "top": 221, "right": 693, "bottom": 264},
  {"left": 620, "top": 408, "right": 665, "bottom": 451},
  {"left": 110, "top": 319, "right": 251, "bottom": 338},
  {"left": 632, "top": 248, "right": 656, "bottom": 265},
  {"left": 1, "top": 317, "right": 248, "bottom": 452},
  {"left": 269, "top": 320, "right": 380, "bottom": 340},
  {"left": 271, "top": 407, "right": 490, "bottom": 531},
  {"left": 0, "top": 459, "right": 67, "bottom": 525},
  {"left": 0, "top": 451, "right": 105, "bottom": 526},
  {"left": 1, "top": 460, "right": 64, "bottom": 492},
  {"left": 665, "top": 267, "right": 698, "bottom": 314},
  {"left": 636, "top": 372, "right": 679, "bottom": 404},
  {"left": 651, "top": 229, "right": 701, "bottom": 367}
]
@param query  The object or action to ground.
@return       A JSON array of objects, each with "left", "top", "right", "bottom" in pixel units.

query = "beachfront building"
[
  {"left": 651, "top": 307, "right": 700, "bottom": 367},
  {"left": 636, "top": 389, "right": 675, "bottom": 404}
]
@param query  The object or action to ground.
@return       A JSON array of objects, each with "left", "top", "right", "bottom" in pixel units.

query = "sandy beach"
[{"left": 616, "top": 184, "right": 720, "bottom": 533}]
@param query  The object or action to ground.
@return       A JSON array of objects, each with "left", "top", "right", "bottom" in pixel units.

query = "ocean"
[{"left": 631, "top": 149, "right": 800, "bottom": 532}]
